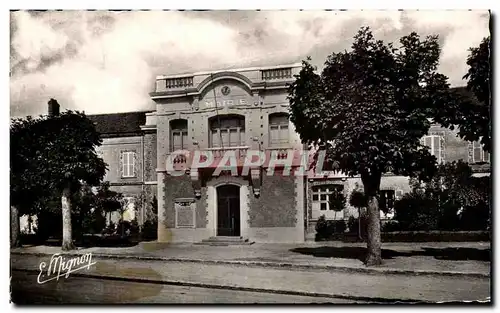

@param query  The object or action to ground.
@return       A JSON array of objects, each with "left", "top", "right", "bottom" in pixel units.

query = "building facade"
[{"left": 84, "top": 63, "right": 490, "bottom": 243}]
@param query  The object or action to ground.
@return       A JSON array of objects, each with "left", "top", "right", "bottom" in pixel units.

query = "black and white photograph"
[{"left": 9, "top": 8, "right": 492, "bottom": 304}]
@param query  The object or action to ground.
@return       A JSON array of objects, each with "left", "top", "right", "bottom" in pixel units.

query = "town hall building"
[{"left": 81, "top": 63, "right": 490, "bottom": 243}]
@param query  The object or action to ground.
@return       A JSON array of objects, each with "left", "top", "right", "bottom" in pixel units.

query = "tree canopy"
[
  {"left": 288, "top": 28, "right": 457, "bottom": 189},
  {"left": 10, "top": 109, "right": 107, "bottom": 248},
  {"left": 287, "top": 27, "right": 460, "bottom": 265}
]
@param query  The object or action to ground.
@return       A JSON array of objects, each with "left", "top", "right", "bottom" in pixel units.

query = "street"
[
  {"left": 11, "top": 271, "right": 356, "bottom": 304},
  {"left": 10, "top": 253, "right": 491, "bottom": 304}
]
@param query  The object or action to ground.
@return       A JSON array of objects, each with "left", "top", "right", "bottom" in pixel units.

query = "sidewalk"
[{"left": 10, "top": 241, "right": 491, "bottom": 277}]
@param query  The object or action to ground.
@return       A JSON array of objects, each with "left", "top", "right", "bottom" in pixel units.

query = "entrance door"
[{"left": 217, "top": 185, "right": 241, "bottom": 236}]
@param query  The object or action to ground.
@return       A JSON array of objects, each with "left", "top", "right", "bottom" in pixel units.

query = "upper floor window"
[
  {"left": 420, "top": 135, "right": 445, "bottom": 164},
  {"left": 170, "top": 119, "right": 188, "bottom": 152},
  {"left": 269, "top": 113, "right": 289, "bottom": 145},
  {"left": 121, "top": 151, "right": 136, "bottom": 178},
  {"left": 209, "top": 115, "right": 245, "bottom": 148},
  {"left": 469, "top": 141, "right": 490, "bottom": 163}
]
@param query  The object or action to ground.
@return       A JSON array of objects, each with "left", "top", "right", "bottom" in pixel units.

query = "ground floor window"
[
  {"left": 311, "top": 184, "right": 344, "bottom": 220},
  {"left": 379, "top": 190, "right": 395, "bottom": 219}
]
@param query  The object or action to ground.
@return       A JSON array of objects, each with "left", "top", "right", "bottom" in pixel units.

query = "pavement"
[{"left": 11, "top": 241, "right": 491, "bottom": 277}]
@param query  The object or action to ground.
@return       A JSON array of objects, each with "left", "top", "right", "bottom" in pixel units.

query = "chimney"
[{"left": 48, "top": 98, "right": 60, "bottom": 116}]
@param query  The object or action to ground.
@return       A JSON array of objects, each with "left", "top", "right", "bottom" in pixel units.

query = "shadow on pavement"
[
  {"left": 290, "top": 246, "right": 491, "bottom": 262},
  {"left": 28, "top": 235, "right": 139, "bottom": 248}
]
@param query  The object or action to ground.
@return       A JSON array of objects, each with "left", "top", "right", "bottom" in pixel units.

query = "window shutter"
[
  {"left": 473, "top": 141, "right": 482, "bottom": 163},
  {"left": 120, "top": 152, "right": 125, "bottom": 177},
  {"left": 439, "top": 136, "right": 445, "bottom": 164},
  {"left": 467, "top": 142, "right": 474, "bottom": 163},
  {"left": 484, "top": 150, "right": 490, "bottom": 163},
  {"left": 132, "top": 152, "right": 137, "bottom": 177}
]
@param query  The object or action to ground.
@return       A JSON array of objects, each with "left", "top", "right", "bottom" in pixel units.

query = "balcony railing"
[{"left": 165, "top": 76, "right": 194, "bottom": 89}]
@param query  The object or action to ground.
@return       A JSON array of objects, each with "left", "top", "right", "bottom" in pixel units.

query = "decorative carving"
[
  {"left": 250, "top": 168, "right": 262, "bottom": 197},
  {"left": 190, "top": 169, "right": 202, "bottom": 198},
  {"left": 192, "top": 96, "right": 200, "bottom": 111}
]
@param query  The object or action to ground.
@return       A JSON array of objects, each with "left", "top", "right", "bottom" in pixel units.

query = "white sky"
[{"left": 9, "top": 10, "right": 490, "bottom": 117}]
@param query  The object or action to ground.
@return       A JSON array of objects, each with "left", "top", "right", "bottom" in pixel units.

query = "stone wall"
[
  {"left": 248, "top": 174, "right": 297, "bottom": 227},
  {"left": 143, "top": 133, "right": 157, "bottom": 182},
  {"left": 161, "top": 174, "right": 207, "bottom": 229}
]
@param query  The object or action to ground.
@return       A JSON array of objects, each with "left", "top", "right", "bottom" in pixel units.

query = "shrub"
[
  {"left": 382, "top": 220, "right": 401, "bottom": 232},
  {"left": 393, "top": 190, "right": 439, "bottom": 231},
  {"left": 315, "top": 215, "right": 347, "bottom": 240},
  {"left": 142, "top": 219, "right": 157, "bottom": 240},
  {"left": 315, "top": 215, "right": 330, "bottom": 241},
  {"left": 347, "top": 216, "right": 357, "bottom": 234},
  {"left": 332, "top": 220, "right": 346, "bottom": 234}
]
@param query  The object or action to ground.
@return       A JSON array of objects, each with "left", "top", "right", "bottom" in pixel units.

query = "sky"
[{"left": 9, "top": 10, "right": 490, "bottom": 117}]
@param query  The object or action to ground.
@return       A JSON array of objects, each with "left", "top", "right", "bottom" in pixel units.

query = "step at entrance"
[{"left": 195, "top": 236, "right": 255, "bottom": 246}]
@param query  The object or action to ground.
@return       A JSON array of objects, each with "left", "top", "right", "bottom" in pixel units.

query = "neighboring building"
[{"left": 77, "top": 64, "right": 490, "bottom": 243}]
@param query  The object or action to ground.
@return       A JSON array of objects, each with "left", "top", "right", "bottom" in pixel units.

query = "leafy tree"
[
  {"left": 349, "top": 190, "right": 368, "bottom": 239},
  {"left": 436, "top": 37, "right": 491, "bottom": 152},
  {"left": 10, "top": 116, "right": 46, "bottom": 246},
  {"left": 288, "top": 27, "right": 456, "bottom": 265},
  {"left": 10, "top": 106, "right": 106, "bottom": 250},
  {"left": 396, "top": 161, "right": 491, "bottom": 231},
  {"left": 94, "top": 181, "right": 123, "bottom": 228},
  {"left": 328, "top": 190, "right": 346, "bottom": 231}
]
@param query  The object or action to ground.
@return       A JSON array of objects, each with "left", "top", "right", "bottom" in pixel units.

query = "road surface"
[
  {"left": 11, "top": 271, "right": 358, "bottom": 304},
  {"left": 11, "top": 253, "right": 491, "bottom": 304}
]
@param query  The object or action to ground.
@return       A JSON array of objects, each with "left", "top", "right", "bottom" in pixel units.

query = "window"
[
  {"left": 311, "top": 185, "right": 344, "bottom": 219},
  {"left": 121, "top": 151, "right": 136, "bottom": 178},
  {"left": 379, "top": 190, "right": 395, "bottom": 213},
  {"left": 468, "top": 141, "right": 490, "bottom": 163},
  {"left": 420, "top": 135, "right": 445, "bottom": 164},
  {"left": 170, "top": 119, "right": 188, "bottom": 152},
  {"left": 269, "top": 113, "right": 289, "bottom": 145},
  {"left": 210, "top": 115, "right": 245, "bottom": 147}
]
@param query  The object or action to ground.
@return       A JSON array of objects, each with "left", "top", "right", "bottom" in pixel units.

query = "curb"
[
  {"left": 10, "top": 251, "right": 490, "bottom": 278},
  {"left": 11, "top": 268, "right": 425, "bottom": 304}
]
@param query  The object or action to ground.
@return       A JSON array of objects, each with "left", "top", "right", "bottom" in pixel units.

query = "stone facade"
[{"left": 83, "top": 64, "right": 489, "bottom": 243}]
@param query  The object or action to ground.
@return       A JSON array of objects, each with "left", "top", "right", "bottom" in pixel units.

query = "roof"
[{"left": 87, "top": 111, "right": 151, "bottom": 137}]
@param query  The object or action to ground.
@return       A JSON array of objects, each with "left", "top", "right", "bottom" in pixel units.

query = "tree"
[
  {"left": 434, "top": 36, "right": 491, "bottom": 152},
  {"left": 94, "top": 182, "right": 123, "bottom": 229},
  {"left": 11, "top": 115, "right": 54, "bottom": 246},
  {"left": 11, "top": 106, "right": 106, "bottom": 250},
  {"left": 328, "top": 189, "right": 346, "bottom": 232},
  {"left": 288, "top": 27, "right": 455, "bottom": 265},
  {"left": 349, "top": 190, "right": 368, "bottom": 240}
]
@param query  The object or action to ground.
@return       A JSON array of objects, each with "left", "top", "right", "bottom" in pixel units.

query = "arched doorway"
[{"left": 216, "top": 185, "right": 241, "bottom": 236}]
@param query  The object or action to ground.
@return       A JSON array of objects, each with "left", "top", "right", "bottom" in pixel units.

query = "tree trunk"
[
  {"left": 62, "top": 186, "right": 76, "bottom": 251},
  {"left": 358, "top": 207, "right": 362, "bottom": 241},
  {"left": 362, "top": 174, "right": 382, "bottom": 266},
  {"left": 10, "top": 206, "right": 21, "bottom": 248}
]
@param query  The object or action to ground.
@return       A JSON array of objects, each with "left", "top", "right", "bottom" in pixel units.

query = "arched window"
[
  {"left": 209, "top": 115, "right": 245, "bottom": 148},
  {"left": 170, "top": 119, "right": 188, "bottom": 152},
  {"left": 269, "top": 113, "right": 289, "bottom": 145}
]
